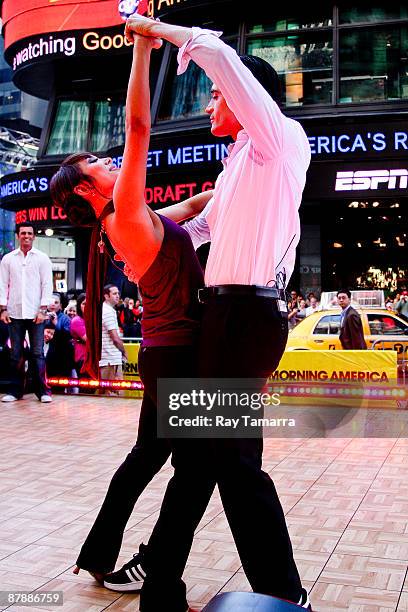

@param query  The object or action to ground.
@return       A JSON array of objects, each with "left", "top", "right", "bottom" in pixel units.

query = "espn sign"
[{"left": 335, "top": 169, "right": 408, "bottom": 191}]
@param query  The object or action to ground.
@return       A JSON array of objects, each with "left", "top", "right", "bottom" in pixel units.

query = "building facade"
[
  {"left": 0, "top": 30, "right": 48, "bottom": 258},
  {"left": 1, "top": 1, "right": 407, "bottom": 296}
]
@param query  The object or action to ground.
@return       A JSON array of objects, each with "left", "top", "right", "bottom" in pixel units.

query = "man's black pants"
[
  {"left": 140, "top": 294, "right": 302, "bottom": 611},
  {"left": 9, "top": 318, "right": 48, "bottom": 399}
]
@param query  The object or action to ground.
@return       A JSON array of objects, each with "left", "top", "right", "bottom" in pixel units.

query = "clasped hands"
[{"left": 125, "top": 14, "right": 162, "bottom": 49}]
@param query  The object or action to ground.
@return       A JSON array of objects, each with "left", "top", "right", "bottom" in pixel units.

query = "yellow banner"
[
  {"left": 269, "top": 350, "right": 399, "bottom": 408},
  {"left": 121, "top": 346, "right": 400, "bottom": 405},
  {"left": 123, "top": 342, "right": 143, "bottom": 398},
  {"left": 270, "top": 350, "right": 397, "bottom": 384}
]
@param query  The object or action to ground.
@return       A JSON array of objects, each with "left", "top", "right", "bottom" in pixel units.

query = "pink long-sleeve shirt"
[{"left": 179, "top": 28, "right": 311, "bottom": 287}]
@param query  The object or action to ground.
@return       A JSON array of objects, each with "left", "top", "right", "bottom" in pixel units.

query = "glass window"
[
  {"left": 157, "top": 39, "right": 237, "bottom": 122},
  {"left": 47, "top": 100, "right": 90, "bottom": 155},
  {"left": 328, "top": 315, "right": 341, "bottom": 335},
  {"left": 340, "top": 4, "right": 408, "bottom": 24},
  {"left": 247, "top": 33, "right": 333, "bottom": 107},
  {"left": 313, "top": 314, "right": 341, "bottom": 334},
  {"left": 1, "top": 91, "right": 20, "bottom": 106},
  {"left": 248, "top": 11, "right": 332, "bottom": 33},
  {"left": 157, "top": 50, "right": 212, "bottom": 121},
  {"left": 0, "top": 209, "right": 15, "bottom": 259},
  {"left": 339, "top": 26, "right": 408, "bottom": 103},
  {"left": 0, "top": 68, "right": 13, "bottom": 83},
  {"left": 367, "top": 314, "right": 407, "bottom": 335},
  {"left": 91, "top": 98, "right": 125, "bottom": 151}
]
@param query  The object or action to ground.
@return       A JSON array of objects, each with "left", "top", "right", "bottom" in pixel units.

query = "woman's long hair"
[
  {"left": 50, "top": 152, "right": 97, "bottom": 227},
  {"left": 76, "top": 293, "right": 86, "bottom": 320},
  {"left": 50, "top": 153, "right": 111, "bottom": 380}
]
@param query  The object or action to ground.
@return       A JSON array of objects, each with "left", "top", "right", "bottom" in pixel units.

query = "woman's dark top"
[{"left": 138, "top": 215, "right": 204, "bottom": 347}]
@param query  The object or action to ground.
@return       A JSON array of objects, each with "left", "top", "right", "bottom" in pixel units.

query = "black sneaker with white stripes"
[
  {"left": 103, "top": 547, "right": 146, "bottom": 592},
  {"left": 298, "top": 587, "right": 312, "bottom": 610}
]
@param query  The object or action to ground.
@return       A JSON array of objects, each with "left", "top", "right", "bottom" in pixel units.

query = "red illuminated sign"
[
  {"left": 1, "top": 0, "right": 201, "bottom": 51},
  {"left": 2, "top": 0, "right": 122, "bottom": 51},
  {"left": 15, "top": 205, "right": 67, "bottom": 225},
  {"left": 145, "top": 180, "right": 214, "bottom": 206}
]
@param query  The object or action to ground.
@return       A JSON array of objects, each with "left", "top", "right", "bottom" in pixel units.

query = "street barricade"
[
  {"left": 48, "top": 347, "right": 406, "bottom": 409},
  {"left": 268, "top": 349, "right": 401, "bottom": 408},
  {"left": 122, "top": 340, "right": 143, "bottom": 398}
]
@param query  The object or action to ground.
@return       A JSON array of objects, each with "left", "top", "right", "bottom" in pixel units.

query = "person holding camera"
[{"left": 0, "top": 223, "right": 53, "bottom": 403}]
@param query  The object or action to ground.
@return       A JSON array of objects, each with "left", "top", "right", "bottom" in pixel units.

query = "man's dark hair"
[
  {"left": 16, "top": 223, "right": 35, "bottom": 235},
  {"left": 337, "top": 289, "right": 351, "bottom": 299},
  {"left": 76, "top": 293, "right": 86, "bottom": 318},
  {"left": 239, "top": 54, "right": 282, "bottom": 105},
  {"left": 103, "top": 284, "right": 117, "bottom": 298}
]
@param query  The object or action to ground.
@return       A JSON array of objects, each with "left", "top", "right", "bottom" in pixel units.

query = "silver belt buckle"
[{"left": 278, "top": 299, "right": 288, "bottom": 313}]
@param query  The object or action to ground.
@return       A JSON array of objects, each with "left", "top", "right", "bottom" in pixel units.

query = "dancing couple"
[{"left": 51, "top": 14, "right": 311, "bottom": 612}]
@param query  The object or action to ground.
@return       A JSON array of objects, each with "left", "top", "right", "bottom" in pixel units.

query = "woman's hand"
[
  {"left": 125, "top": 15, "right": 161, "bottom": 46},
  {"left": 130, "top": 31, "right": 162, "bottom": 50},
  {"left": 125, "top": 14, "right": 192, "bottom": 49}
]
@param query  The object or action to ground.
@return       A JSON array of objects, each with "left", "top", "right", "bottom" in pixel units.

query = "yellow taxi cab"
[{"left": 286, "top": 291, "right": 408, "bottom": 362}]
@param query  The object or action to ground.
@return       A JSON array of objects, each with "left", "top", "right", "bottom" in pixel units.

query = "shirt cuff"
[{"left": 177, "top": 26, "right": 223, "bottom": 75}]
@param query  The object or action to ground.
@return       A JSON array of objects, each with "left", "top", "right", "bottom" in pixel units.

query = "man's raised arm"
[{"left": 125, "top": 16, "right": 287, "bottom": 158}]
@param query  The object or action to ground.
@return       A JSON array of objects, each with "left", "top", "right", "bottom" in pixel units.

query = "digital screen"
[
  {"left": 304, "top": 160, "right": 408, "bottom": 199},
  {"left": 2, "top": 0, "right": 122, "bottom": 50},
  {"left": 306, "top": 123, "right": 408, "bottom": 160}
]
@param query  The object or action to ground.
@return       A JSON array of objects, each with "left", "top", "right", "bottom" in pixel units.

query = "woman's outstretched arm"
[
  {"left": 156, "top": 190, "right": 213, "bottom": 222},
  {"left": 107, "top": 34, "right": 163, "bottom": 279}
]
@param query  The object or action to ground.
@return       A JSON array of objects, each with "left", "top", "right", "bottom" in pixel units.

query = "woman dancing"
[{"left": 50, "top": 29, "right": 212, "bottom": 612}]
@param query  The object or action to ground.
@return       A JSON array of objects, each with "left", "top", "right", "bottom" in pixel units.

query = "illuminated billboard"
[
  {"left": 2, "top": 1, "right": 122, "bottom": 51},
  {"left": 2, "top": 0, "right": 218, "bottom": 53},
  {"left": 1, "top": 1, "right": 137, "bottom": 97},
  {"left": 9, "top": 27, "right": 133, "bottom": 73}
]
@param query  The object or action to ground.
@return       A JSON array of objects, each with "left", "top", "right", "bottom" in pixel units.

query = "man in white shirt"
[
  {"left": 100, "top": 284, "right": 127, "bottom": 394},
  {"left": 305, "top": 296, "right": 320, "bottom": 316},
  {"left": 112, "top": 16, "right": 312, "bottom": 612},
  {"left": 0, "top": 223, "right": 53, "bottom": 403}
]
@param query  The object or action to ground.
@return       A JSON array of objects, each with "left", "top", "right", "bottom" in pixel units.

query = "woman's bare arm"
[
  {"left": 106, "top": 34, "right": 163, "bottom": 279},
  {"left": 156, "top": 190, "right": 213, "bottom": 222}
]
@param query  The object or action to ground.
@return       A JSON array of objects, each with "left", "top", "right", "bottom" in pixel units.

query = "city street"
[{"left": 0, "top": 395, "right": 407, "bottom": 611}]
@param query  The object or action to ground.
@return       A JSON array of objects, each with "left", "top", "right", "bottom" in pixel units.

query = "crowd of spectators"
[
  {"left": 385, "top": 291, "right": 408, "bottom": 319},
  {"left": 287, "top": 291, "right": 321, "bottom": 330},
  {"left": 117, "top": 297, "right": 143, "bottom": 338},
  {"left": 0, "top": 290, "right": 143, "bottom": 392},
  {"left": 1, "top": 283, "right": 406, "bottom": 391}
]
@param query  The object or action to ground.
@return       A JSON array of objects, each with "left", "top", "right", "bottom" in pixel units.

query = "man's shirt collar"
[
  {"left": 15, "top": 247, "right": 38, "bottom": 256},
  {"left": 222, "top": 130, "right": 248, "bottom": 167}
]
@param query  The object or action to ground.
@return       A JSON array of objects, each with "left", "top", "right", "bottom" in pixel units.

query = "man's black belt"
[{"left": 198, "top": 284, "right": 285, "bottom": 303}]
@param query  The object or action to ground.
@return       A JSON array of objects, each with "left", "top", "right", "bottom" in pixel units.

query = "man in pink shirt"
[{"left": 106, "top": 15, "right": 311, "bottom": 612}]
